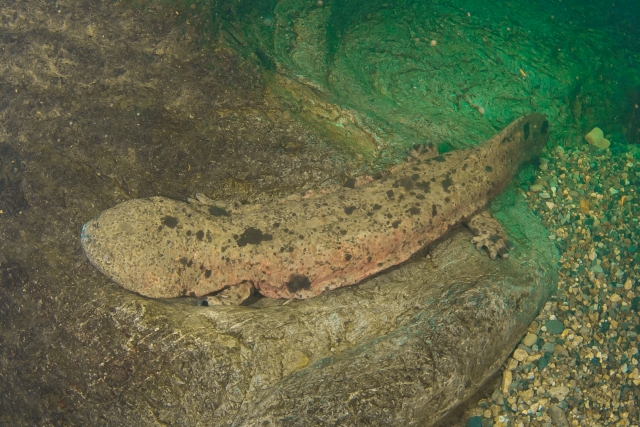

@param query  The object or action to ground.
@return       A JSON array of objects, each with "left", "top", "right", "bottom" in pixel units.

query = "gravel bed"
[{"left": 465, "top": 143, "right": 640, "bottom": 427}]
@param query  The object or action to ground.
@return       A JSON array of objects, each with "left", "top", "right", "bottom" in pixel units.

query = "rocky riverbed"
[{"left": 462, "top": 143, "right": 640, "bottom": 427}]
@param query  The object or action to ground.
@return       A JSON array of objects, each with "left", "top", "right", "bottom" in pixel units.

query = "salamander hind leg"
[
  {"left": 197, "top": 282, "right": 254, "bottom": 306},
  {"left": 465, "top": 210, "right": 514, "bottom": 259}
]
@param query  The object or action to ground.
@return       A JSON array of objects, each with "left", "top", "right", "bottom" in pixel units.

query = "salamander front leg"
[
  {"left": 197, "top": 281, "right": 254, "bottom": 306},
  {"left": 465, "top": 210, "right": 514, "bottom": 259}
]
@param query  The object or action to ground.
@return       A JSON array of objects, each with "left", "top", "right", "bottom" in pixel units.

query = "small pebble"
[
  {"left": 541, "top": 341, "right": 555, "bottom": 353},
  {"left": 548, "top": 405, "right": 570, "bottom": 427},
  {"left": 544, "top": 319, "right": 564, "bottom": 335},
  {"left": 554, "top": 344, "right": 568, "bottom": 356},
  {"left": 548, "top": 385, "right": 570, "bottom": 400},
  {"left": 522, "top": 332, "right": 538, "bottom": 347},
  {"left": 466, "top": 416, "right": 482, "bottom": 427},
  {"left": 513, "top": 348, "right": 529, "bottom": 362},
  {"left": 501, "top": 370, "right": 512, "bottom": 394}
]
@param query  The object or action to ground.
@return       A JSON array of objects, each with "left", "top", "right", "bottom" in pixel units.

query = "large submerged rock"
[
  {"left": 98, "top": 185, "right": 556, "bottom": 426},
  {"left": 0, "top": 1, "right": 560, "bottom": 424}
]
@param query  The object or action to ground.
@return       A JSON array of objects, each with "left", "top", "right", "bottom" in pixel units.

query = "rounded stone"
[
  {"left": 545, "top": 319, "right": 565, "bottom": 335},
  {"left": 467, "top": 416, "right": 483, "bottom": 427},
  {"left": 513, "top": 348, "right": 529, "bottom": 362},
  {"left": 541, "top": 342, "right": 556, "bottom": 353},
  {"left": 523, "top": 332, "right": 538, "bottom": 347}
]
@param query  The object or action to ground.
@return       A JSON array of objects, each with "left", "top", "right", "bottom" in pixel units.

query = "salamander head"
[
  {"left": 518, "top": 113, "right": 549, "bottom": 160},
  {"left": 81, "top": 198, "right": 194, "bottom": 298},
  {"left": 492, "top": 113, "right": 550, "bottom": 165}
]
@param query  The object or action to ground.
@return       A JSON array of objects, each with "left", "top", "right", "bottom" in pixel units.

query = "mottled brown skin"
[{"left": 81, "top": 114, "right": 549, "bottom": 304}]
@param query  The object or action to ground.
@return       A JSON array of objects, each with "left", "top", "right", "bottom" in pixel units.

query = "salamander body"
[{"left": 81, "top": 113, "right": 549, "bottom": 304}]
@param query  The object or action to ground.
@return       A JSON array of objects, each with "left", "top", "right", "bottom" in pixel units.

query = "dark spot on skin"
[
  {"left": 186, "top": 230, "right": 192, "bottom": 236},
  {"left": 441, "top": 175, "right": 454, "bottom": 192},
  {"left": 395, "top": 176, "right": 414, "bottom": 191},
  {"left": 340, "top": 229, "right": 347, "bottom": 236},
  {"left": 345, "top": 254, "right": 352, "bottom": 261},
  {"left": 286, "top": 275, "right": 312, "bottom": 293},
  {"left": 205, "top": 269, "right": 212, "bottom": 278},
  {"left": 273, "top": 222, "right": 280, "bottom": 228},
  {"left": 416, "top": 181, "right": 430, "bottom": 193},
  {"left": 279, "top": 246, "right": 294, "bottom": 253},
  {"left": 344, "top": 178, "right": 357, "bottom": 189},
  {"left": 411, "top": 174, "right": 420, "bottom": 181},
  {"left": 523, "top": 122, "right": 530, "bottom": 140},
  {"left": 432, "top": 205, "right": 438, "bottom": 216},
  {"left": 344, "top": 206, "right": 356, "bottom": 215},
  {"left": 221, "top": 246, "right": 227, "bottom": 252},
  {"left": 208, "top": 206, "right": 230, "bottom": 216},
  {"left": 235, "top": 227, "right": 273, "bottom": 247},
  {"left": 372, "top": 204, "right": 382, "bottom": 210},
  {"left": 162, "top": 216, "right": 178, "bottom": 228},
  {"left": 407, "top": 206, "right": 421, "bottom": 215},
  {"left": 392, "top": 220, "right": 401, "bottom": 229},
  {"left": 386, "top": 190, "right": 395, "bottom": 199},
  {"left": 299, "top": 235, "right": 304, "bottom": 239},
  {"left": 196, "top": 230, "right": 205, "bottom": 241},
  {"left": 433, "top": 155, "right": 446, "bottom": 162},
  {"left": 206, "top": 230, "right": 212, "bottom": 243},
  {"left": 373, "top": 172, "right": 384, "bottom": 180},
  {"left": 367, "top": 256, "right": 372, "bottom": 262},
  {"left": 489, "top": 234, "right": 500, "bottom": 243},
  {"left": 444, "top": 197, "right": 450, "bottom": 203},
  {"left": 485, "top": 165, "right": 493, "bottom": 172},
  {"left": 180, "top": 257, "right": 188, "bottom": 265},
  {"left": 541, "top": 120, "right": 549, "bottom": 134},
  {"left": 415, "top": 194, "right": 425, "bottom": 200},
  {"left": 398, "top": 194, "right": 405, "bottom": 201}
]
